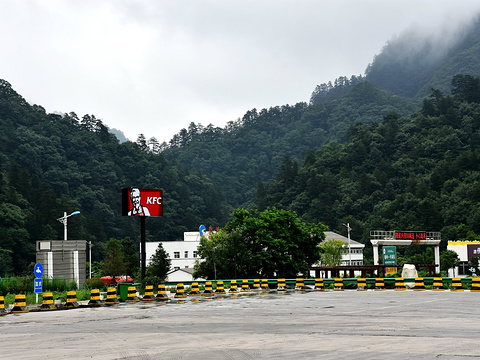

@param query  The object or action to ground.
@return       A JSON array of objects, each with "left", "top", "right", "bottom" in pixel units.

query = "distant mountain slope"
[
  {"left": 0, "top": 79, "right": 231, "bottom": 274},
  {"left": 365, "top": 15, "right": 480, "bottom": 98},
  {"left": 163, "top": 82, "right": 418, "bottom": 209}
]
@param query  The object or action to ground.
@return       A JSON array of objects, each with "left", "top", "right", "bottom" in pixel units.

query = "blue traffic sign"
[
  {"left": 34, "top": 263, "right": 44, "bottom": 278},
  {"left": 34, "top": 278, "right": 43, "bottom": 294},
  {"left": 199, "top": 224, "right": 206, "bottom": 236}
]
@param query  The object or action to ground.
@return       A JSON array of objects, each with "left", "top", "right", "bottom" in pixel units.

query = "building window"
[
  {"left": 184, "top": 251, "right": 188, "bottom": 258},
  {"left": 174, "top": 252, "right": 180, "bottom": 259},
  {"left": 193, "top": 251, "right": 197, "bottom": 258},
  {"left": 185, "top": 265, "right": 189, "bottom": 268}
]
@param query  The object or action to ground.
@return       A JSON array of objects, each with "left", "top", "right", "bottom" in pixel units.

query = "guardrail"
[{"left": 1, "top": 277, "right": 476, "bottom": 316}]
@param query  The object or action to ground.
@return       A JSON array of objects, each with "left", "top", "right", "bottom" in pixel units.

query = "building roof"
[
  {"left": 324, "top": 231, "right": 364, "bottom": 248},
  {"left": 167, "top": 267, "right": 195, "bottom": 275}
]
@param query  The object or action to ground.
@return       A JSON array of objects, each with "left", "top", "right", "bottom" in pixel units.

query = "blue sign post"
[
  {"left": 34, "top": 263, "right": 43, "bottom": 302},
  {"left": 34, "top": 278, "right": 43, "bottom": 294},
  {"left": 34, "top": 263, "right": 44, "bottom": 278}
]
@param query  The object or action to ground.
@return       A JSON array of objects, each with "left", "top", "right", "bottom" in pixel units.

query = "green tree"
[
  {"left": 195, "top": 207, "right": 327, "bottom": 279},
  {"left": 319, "top": 239, "right": 347, "bottom": 266},
  {"left": 102, "top": 238, "right": 126, "bottom": 281},
  {"left": 440, "top": 249, "right": 459, "bottom": 273},
  {"left": 146, "top": 242, "right": 171, "bottom": 281},
  {"left": 469, "top": 255, "right": 479, "bottom": 276},
  {"left": 121, "top": 237, "right": 140, "bottom": 277}
]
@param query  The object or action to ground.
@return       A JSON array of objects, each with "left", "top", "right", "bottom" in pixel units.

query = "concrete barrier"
[
  {"left": 11, "top": 294, "right": 28, "bottom": 313},
  {"left": 374, "top": 278, "right": 385, "bottom": 291},
  {"left": 40, "top": 292, "right": 56, "bottom": 311},
  {"left": 334, "top": 278, "right": 343, "bottom": 291},
  {"left": 174, "top": 283, "right": 188, "bottom": 298},
  {"left": 432, "top": 277, "right": 444, "bottom": 291},
  {"left": 357, "top": 278, "right": 367, "bottom": 291},
  {"left": 156, "top": 284, "right": 169, "bottom": 301},
  {"left": 0, "top": 296, "right": 8, "bottom": 315},
  {"left": 394, "top": 278, "right": 406, "bottom": 291},
  {"left": 125, "top": 286, "right": 140, "bottom": 302}
]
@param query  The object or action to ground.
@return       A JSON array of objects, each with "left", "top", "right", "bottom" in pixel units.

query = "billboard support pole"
[{"left": 141, "top": 216, "right": 146, "bottom": 280}]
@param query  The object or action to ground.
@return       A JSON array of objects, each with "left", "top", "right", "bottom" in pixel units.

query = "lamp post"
[
  {"left": 57, "top": 211, "right": 80, "bottom": 240},
  {"left": 343, "top": 223, "right": 352, "bottom": 265}
]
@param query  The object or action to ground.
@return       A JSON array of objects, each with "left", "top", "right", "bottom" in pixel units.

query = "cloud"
[{"left": 1, "top": 0, "right": 480, "bottom": 143}]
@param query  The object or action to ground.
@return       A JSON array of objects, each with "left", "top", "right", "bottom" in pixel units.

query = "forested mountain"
[
  {"left": 257, "top": 75, "right": 480, "bottom": 259},
  {"left": 3, "top": 16, "right": 480, "bottom": 275},
  {"left": 164, "top": 16, "right": 480, "bottom": 213},
  {"left": 0, "top": 79, "right": 230, "bottom": 275},
  {"left": 365, "top": 15, "right": 480, "bottom": 98},
  {"left": 163, "top": 83, "right": 418, "bottom": 209}
]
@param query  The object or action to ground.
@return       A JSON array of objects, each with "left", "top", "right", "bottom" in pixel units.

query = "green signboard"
[{"left": 383, "top": 246, "right": 397, "bottom": 266}]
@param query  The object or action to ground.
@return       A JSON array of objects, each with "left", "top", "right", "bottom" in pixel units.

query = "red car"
[{"left": 100, "top": 275, "right": 133, "bottom": 285}]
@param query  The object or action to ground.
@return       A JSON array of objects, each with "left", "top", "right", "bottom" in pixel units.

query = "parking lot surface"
[{"left": 1, "top": 290, "right": 480, "bottom": 359}]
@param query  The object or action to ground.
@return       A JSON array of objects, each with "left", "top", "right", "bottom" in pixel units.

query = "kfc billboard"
[{"left": 122, "top": 188, "right": 163, "bottom": 217}]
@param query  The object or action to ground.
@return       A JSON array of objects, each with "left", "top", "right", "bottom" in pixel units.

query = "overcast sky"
[{"left": 1, "top": 1, "right": 480, "bottom": 143}]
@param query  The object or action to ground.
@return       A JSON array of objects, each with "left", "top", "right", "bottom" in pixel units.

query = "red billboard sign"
[
  {"left": 122, "top": 188, "right": 163, "bottom": 217},
  {"left": 394, "top": 231, "right": 426, "bottom": 240}
]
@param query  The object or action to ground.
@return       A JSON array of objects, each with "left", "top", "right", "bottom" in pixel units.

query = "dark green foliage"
[
  {"left": 256, "top": 76, "right": 480, "bottom": 263},
  {"left": 0, "top": 80, "right": 231, "bottom": 275},
  {"left": 102, "top": 238, "right": 127, "bottom": 278},
  {"left": 194, "top": 207, "right": 327, "bottom": 279},
  {"left": 164, "top": 85, "right": 418, "bottom": 210},
  {"left": 145, "top": 242, "right": 171, "bottom": 282}
]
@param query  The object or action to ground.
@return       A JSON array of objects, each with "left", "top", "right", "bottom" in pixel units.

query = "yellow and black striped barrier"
[
  {"left": 0, "top": 296, "right": 8, "bottom": 315},
  {"left": 315, "top": 278, "right": 325, "bottom": 291},
  {"left": 203, "top": 281, "right": 215, "bottom": 295},
  {"left": 450, "top": 278, "right": 464, "bottom": 291},
  {"left": 261, "top": 279, "right": 269, "bottom": 290},
  {"left": 357, "top": 278, "right": 367, "bottom": 291},
  {"left": 142, "top": 285, "right": 156, "bottom": 302},
  {"left": 215, "top": 281, "right": 226, "bottom": 295},
  {"left": 277, "top": 278, "right": 286, "bottom": 291},
  {"left": 40, "top": 292, "right": 56, "bottom": 311},
  {"left": 432, "top": 277, "right": 444, "bottom": 291},
  {"left": 374, "top": 278, "right": 385, "bottom": 291},
  {"left": 105, "top": 287, "right": 120, "bottom": 305},
  {"left": 471, "top": 278, "right": 480, "bottom": 292},
  {"left": 241, "top": 279, "right": 250, "bottom": 292},
  {"left": 229, "top": 280, "right": 238, "bottom": 293},
  {"left": 156, "top": 284, "right": 169, "bottom": 301},
  {"left": 295, "top": 278, "right": 305, "bottom": 291},
  {"left": 88, "top": 289, "right": 104, "bottom": 307},
  {"left": 394, "top": 278, "right": 406, "bottom": 291},
  {"left": 253, "top": 279, "right": 261, "bottom": 290},
  {"left": 174, "top": 283, "right": 188, "bottom": 298},
  {"left": 125, "top": 286, "right": 140, "bottom": 302},
  {"left": 414, "top": 277, "right": 426, "bottom": 291},
  {"left": 64, "top": 291, "right": 79, "bottom": 309},
  {"left": 189, "top": 282, "right": 201, "bottom": 296},
  {"left": 334, "top": 278, "right": 344, "bottom": 291},
  {"left": 11, "top": 294, "right": 29, "bottom": 313}
]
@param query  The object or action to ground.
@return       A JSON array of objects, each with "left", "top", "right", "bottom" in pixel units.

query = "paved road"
[{"left": 1, "top": 290, "right": 479, "bottom": 359}]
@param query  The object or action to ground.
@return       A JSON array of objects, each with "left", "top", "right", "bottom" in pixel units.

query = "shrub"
[{"left": 85, "top": 278, "right": 106, "bottom": 290}]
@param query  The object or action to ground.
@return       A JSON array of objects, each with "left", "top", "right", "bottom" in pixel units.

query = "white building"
[
  {"left": 447, "top": 240, "right": 480, "bottom": 277},
  {"left": 146, "top": 230, "right": 365, "bottom": 281},
  {"left": 324, "top": 231, "right": 365, "bottom": 266},
  {"left": 145, "top": 231, "right": 201, "bottom": 269}
]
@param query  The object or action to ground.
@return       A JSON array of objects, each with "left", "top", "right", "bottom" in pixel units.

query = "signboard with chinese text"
[
  {"left": 383, "top": 246, "right": 397, "bottom": 266},
  {"left": 394, "top": 231, "right": 426, "bottom": 240},
  {"left": 34, "top": 278, "right": 42, "bottom": 294},
  {"left": 467, "top": 244, "right": 480, "bottom": 261},
  {"left": 122, "top": 188, "right": 163, "bottom": 217}
]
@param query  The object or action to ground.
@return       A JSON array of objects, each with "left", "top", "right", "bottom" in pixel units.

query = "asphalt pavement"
[{"left": 1, "top": 289, "right": 479, "bottom": 359}]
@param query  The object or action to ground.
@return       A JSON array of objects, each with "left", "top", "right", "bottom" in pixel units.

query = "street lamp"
[
  {"left": 342, "top": 223, "right": 352, "bottom": 265},
  {"left": 57, "top": 211, "right": 80, "bottom": 240}
]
